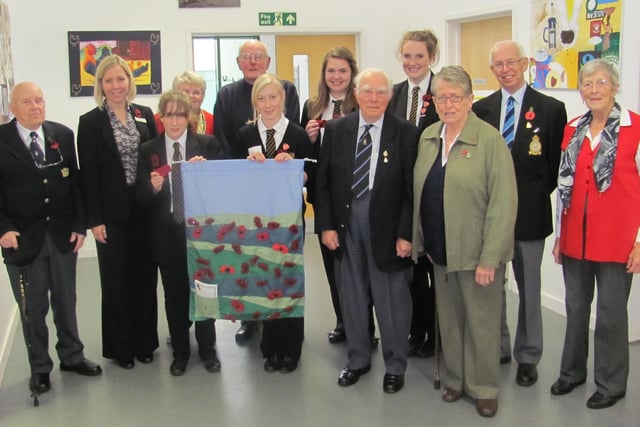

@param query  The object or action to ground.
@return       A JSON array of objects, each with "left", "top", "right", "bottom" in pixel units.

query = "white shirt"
[
  {"left": 250, "top": 115, "right": 290, "bottom": 155},
  {"left": 16, "top": 122, "right": 46, "bottom": 161},
  {"left": 500, "top": 84, "right": 527, "bottom": 136},
  {"left": 406, "top": 75, "right": 431, "bottom": 126}
]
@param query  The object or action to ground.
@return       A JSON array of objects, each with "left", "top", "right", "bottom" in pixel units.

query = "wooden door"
[
  {"left": 460, "top": 16, "right": 512, "bottom": 92},
  {"left": 274, "top": 34, "right": 357, "bottom": 102}
]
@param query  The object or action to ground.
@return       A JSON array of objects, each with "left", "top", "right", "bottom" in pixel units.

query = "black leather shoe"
[
  {"left": 29, "top": 373, "right": 51, "bottom": 393},
  {"left": 235, "top": 322, "right": 259, "bottom": 343},
  {"left": 116, "top": 359, "right": 135, "bottom": 369},
  {"left": 383, "top": 373, "right": 405, "bottom": 393},
  {"left": 550, "top": 378, "right": 586, "bottom": 395},
  {"left": 280, "top": 356, "right": 299, "bottom": 373},
  {"left": 60, "top": 358, "right": 102, "bottom": 376},
  {"left": 586, "top": 391, "right": 625, "bottom": 409},
  {"left": 417, "top": 341, "right": 436, "bottom": 358},
  {"left": 136, "top": 353, "right": 154, "bottom": 364},
  {"left": 337, "top": 365, "right": 371, "bottom": 387},
  {"left": 328, "top": 327, "right": 346, "bottom": 344},
  {"left": 500, "top": 355, "right": 512, "bottom": 365},
  {"left": 408, "top": 341, "right": 421, "bottom": 357},
  {"left": 264, "top": 355, "right": 281, "bottom": 373},
  {"left": 201, "top": 353, "right": 221, "bottom": 373},
  {"left": 170, "top": 355, "right": 189, "bottom": 376},
  {"left": 516, "top": 363, "right": 538, "bottom": 386}
]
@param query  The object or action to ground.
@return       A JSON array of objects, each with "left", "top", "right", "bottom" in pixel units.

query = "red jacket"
[{"left": 560, "top": 110, "right": 640, "bottom": 262}]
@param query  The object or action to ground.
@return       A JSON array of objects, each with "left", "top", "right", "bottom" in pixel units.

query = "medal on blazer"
[
  {"left": 383, "top": 150, "right": 389, "bottom": 163},
  {"left": 529, "top": 135, "right": 542, "bottom": 156},
  {"left": 61, "top": 167, "right": 70, "bottom": 177}
]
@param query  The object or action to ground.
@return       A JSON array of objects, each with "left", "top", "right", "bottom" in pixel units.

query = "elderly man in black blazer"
[
  {"left": 472, "top": 40, "right": 567, "bottom": 387},
  {"left": 315, "top": 69, "right": 419, "bottom": 393},
  {"left": 136, "top": 90, "right": 227, "bottom": 376},
  {"left": 0, "top": 82, "right": 101, "bottom": 396}
]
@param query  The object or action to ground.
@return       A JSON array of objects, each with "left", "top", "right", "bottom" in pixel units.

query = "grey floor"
[{"left": 0, "top": 237, "right": 639, "bottom": 426}]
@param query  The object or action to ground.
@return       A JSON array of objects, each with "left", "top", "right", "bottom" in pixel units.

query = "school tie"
[
  {"left": 351, "top": 124, "right": 374, "bottom": 199},
  {"left": 502, "top": 96, "right": 515, "bottom": 148},
  {"left": 29, "top": 132, "right": 45, "bottom": 165},
  {"left": 332, "top": 99, "right": 343, "bottom": 118},
  {"left": 171, "top": 142, "right": 184, "bottom": 222},
  {"left": 408, "top": 86, "right": 420, "bottom": 126},
  {"left": 265, "top": 128, "right": 276, "bottom": 159}
]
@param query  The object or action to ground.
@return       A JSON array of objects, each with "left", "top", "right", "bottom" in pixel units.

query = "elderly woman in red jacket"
[{"left": 552, "top": 59, "right": 640, "bottom": 410}]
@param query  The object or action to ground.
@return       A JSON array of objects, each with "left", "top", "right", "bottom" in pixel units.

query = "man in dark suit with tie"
[
  {"left": 137, "top": 90, "right": 227, "bottom": 376},
  {"left": 0, "top": 82, "right": 102, "bottom": 397},
  {"left": 315, "top": 69, "right": 419, "bottom": 393},
  {"left": 472, "top": 40, "right": 567, "bottom": 387}
]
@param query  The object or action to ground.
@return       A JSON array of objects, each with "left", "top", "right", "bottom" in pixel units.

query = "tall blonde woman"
[{"left": 77, "top": 55, "right": 159, "bottom": 369}]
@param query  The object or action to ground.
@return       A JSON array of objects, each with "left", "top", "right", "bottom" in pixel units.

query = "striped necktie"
[
  {"left": 332, "top": 100, "right": 343, "bottom": 118},
  {"left": 351, "top": 124, "right": 373, "bottom": 199},
  {"left": 408, "top": 86, "right": 420, "bottom": 126},
  {"left": 502, "top": 96, "right": 515, "bottom": 148},
  {"left": 29, "top": 132, "right": 45, "bottom": 165},
  {"left": 265, "top": 128, "right": 276, "bottom": 158},
  {"left": 171, "top": 142, "right": 184, "bottom": 222}
]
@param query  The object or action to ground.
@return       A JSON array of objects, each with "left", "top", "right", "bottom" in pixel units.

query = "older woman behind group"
[
  {"left": 411, "top": 66, "right": 517, "bottom": 417},
  {"left": 77, "top": 55, "right": 159, "bottom": 369},
  {"left": 551, "top": 59, "right": 640, "bottom": 410},
  {"left": 155, "top": 71, "right": 214, "bottom": 135}
]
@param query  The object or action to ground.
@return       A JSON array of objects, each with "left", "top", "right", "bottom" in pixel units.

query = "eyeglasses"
[
  {"left": 358, "top": 87, "right": 390, "bottom": 98},
  {"left": 433, "top": 95, "right": 466, "bottom": 104},
  {"left": 581, "top": 79, "right": 610, "bottom": 90},
  {"left": 492, "top": 58, "right": 523, "bottom": 70},
  {"left": 239, "top": 53, "right": 267, "bottom": 62}
]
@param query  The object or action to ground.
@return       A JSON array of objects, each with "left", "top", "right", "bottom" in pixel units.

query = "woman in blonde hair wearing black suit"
[{"left": 77, "top": 54, "right": 158, "bottom": 369}]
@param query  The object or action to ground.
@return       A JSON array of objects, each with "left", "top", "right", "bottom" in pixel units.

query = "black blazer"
[
  {"left": 77, "top": 103, "right": 157, "bottom": 228},
  {"left": 386, "top": 73, "right": 439, "bottom": 133},
  {"left": 0, "top": 119, "right": 84, "bottom": 266},
  {"left": 136, "top": 130, "right": 227, "bottom": 264},
  {"left": 472, "top": 86, "right": 567, "bottom": 240},
  {"left": 314, "top": 112, "right": 419, "bottom": 272}
]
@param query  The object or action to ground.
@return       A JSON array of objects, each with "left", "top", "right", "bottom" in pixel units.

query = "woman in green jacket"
[{"left": 411, "top": 66, "right": 517, "bottom": 418}]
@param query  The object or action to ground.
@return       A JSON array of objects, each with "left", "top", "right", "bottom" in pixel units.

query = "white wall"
[{"left": 1, "top": 0, "right": 639, "bottom": 379}]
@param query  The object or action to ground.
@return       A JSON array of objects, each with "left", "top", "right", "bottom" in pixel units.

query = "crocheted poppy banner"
[{"left": 181, "top": 159, "right": 305, "bottom": 321}]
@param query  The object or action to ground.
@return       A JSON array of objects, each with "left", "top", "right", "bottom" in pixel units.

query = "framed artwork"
[
  {"left": 67, "top": 30, "right": 162, "bottom": 97},
  {"left": 179, "top": 0, "right": 240, "bottom": 7}
]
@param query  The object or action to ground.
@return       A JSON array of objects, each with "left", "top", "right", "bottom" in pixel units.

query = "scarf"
[{"left": 557, "top": 102, "right": 621, "bottom": 208}]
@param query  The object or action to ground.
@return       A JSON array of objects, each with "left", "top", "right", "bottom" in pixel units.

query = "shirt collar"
[
  {"left": 15, "top": 121, "right": 44, "bottom": 145},
  {"left": 258, "top": 115, "right": 289, "bottom": 134},
  {"left": 569, "top": 107, "right": 632, "bottom": 128},
  {"left": 164, "top": 129, "right": 188, "bottom": 147},
  {"left": 410, "top": 74, "right": 431, "bottom": 94},
  {"left": 358, "top": 113, "right": 384, "bottom": 130},
  {"left": 501, "top": 84, "right": 527, "bottom": 106}
]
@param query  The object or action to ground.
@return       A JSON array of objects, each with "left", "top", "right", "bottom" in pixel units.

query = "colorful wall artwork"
[{"left": 530, "top": 0, "right": 622, "bottom": 89}]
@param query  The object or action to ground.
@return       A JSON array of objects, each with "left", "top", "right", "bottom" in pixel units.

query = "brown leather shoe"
[
  {"left": 442, "top": 387, "right": 462, "bottom": 402},
  {"left": 475, "top": 398, "right": 498, "bottom": 417}
]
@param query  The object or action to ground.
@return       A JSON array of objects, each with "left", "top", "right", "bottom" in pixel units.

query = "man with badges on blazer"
[
  {"left": 315, "top": 69, "right": 419, "bottom": 393},
  {"left": 136, "top": 90, "right": 227, "bottom": 375},
  {"left": 0, "top": 82, "right": 102, "bottom": 397},
  {"left": 472, "top": 40, "right": 567, "bottom": 387}
]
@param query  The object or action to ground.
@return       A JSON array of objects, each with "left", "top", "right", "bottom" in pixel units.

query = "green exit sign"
[{"left": 259, "top": 12, "right": 297, "bottom": 26}]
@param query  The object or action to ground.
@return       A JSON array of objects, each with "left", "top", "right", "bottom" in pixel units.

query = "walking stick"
[
  {"left": 433, "top": 290, "right": 440, "bottom": 390},
  {"left": 18, "top": 269, "right": 40, "bottom": 407}
]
